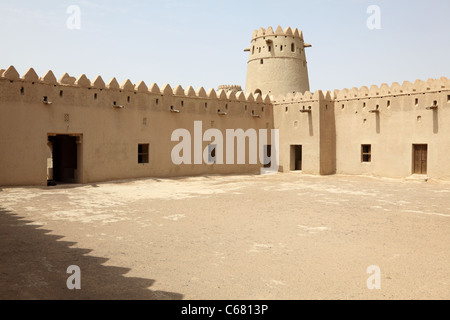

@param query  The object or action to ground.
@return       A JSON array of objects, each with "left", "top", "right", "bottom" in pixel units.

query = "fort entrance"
[
  {"left": 413, "top": 144, "right": 428, "bottom": 175},
  {"left": 47, "top": 134, "right": 82, "bottom": 184},
  {"left": 290, "top": 145, "right": 302, "bottom": 171}
]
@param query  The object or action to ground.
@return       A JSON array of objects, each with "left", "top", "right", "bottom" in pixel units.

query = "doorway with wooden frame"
[{"left": 413, "top": 144, "right": 428, "bottom": 175}]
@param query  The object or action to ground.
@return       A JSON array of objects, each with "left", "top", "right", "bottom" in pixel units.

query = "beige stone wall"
[
  {"left": 0, "top": 66, "right": 273, "bottom": 186},
  {"left": 2, "top": 65, "right": 450, "bottom": 186},
  {"left": 333, "top": 79, "right": 450, "bottom": 180},
  {"left": 272, "top": 91, "right": 324, "bottom": 175},
  {"left": 272, "top": 78, "right": 450, "bottom": 180}
]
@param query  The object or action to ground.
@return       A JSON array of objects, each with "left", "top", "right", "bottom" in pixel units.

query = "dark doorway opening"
[
  {"left": 263, "top": 145, "right": 272, "bottom": 168},
  {"left": 48, "top": 135, "right": 79, "bottom": 184},
  {"left": 413, "top": 144, "right": 428, "bottom": 175},
  {"left": 291, "top": 145, "right": 302, "bottom": 171}
]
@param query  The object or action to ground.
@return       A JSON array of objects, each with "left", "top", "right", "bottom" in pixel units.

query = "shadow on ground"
[{"left": 0, "top": 207, "right": 183, "bottom": 300}]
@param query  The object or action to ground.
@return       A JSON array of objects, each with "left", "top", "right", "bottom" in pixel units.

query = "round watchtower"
[{"left": 244, "top": 26, "right": 311, "bottom": 97}]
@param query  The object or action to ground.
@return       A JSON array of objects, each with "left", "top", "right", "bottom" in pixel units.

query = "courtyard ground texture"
[{"left": 0, "top": 173, "right": 449, "bottom": 300}]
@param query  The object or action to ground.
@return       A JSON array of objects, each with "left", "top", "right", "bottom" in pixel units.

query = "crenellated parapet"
[
  {"left": 217, "top": 85, "right": 242, "bottom": 92},
  {"left": 0, "top": 65, "right": 272, "bottom": 106},
  {"left": 333, "top": 77, "right": 450, "bottom": 101},
  {"left": 271, "top": 90, "right": 326, "bottom": 104},
  {"left": 269, "top": 77, "right": 450, "bottom": 105},
  {"left": 251, "top": 26, "right": 305, "bottom": 41}
]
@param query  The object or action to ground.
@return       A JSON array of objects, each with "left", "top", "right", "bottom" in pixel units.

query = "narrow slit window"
[
  {"left": 260, "top": 59, "right": 264, "bottom": 64},
  {"left": 20, "top": 87, "right": 24, "bottom": 95},
  {"left": 361, "top": 145, "right": 372, "bottom": 163},
  {"left": 291, "top": 43, "right": 295, "bottom": 52},
  {"left": 138, "top": 144, "right": 149, "bottom": 164}
]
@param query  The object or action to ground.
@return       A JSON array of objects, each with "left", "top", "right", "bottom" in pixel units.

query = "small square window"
[
  {"left": 361, "top": 145, "right": 371, "bottom": 163},
  {"left": 138, "top": 144, "right": 149, "bottom": 164}
]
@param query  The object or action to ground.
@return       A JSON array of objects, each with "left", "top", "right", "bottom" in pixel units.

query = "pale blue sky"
[{"left": 1, "top": 0, "right": 449, "bottom": 92}]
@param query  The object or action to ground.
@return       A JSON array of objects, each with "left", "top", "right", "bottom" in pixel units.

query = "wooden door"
[{"left": 413, "top": 145, "right": 428, "bottom": 174}]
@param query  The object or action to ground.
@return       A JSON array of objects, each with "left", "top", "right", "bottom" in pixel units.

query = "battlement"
[
  {"left": 251, "top": 26, "right": 304, "bottom": 41},
  {"left": 217, "top": 85, "right": 242, "bottom": 92},
  {"left": 269, "top": 77, "right": 450, "bottom": 105},
  {"left": 0, "top": 65, "right": 271, "bottom": 105},
  {"left": 333, "top": 77, "right": 450, "bottom": 101},
  {"left": 271, "top": 90, "right": 329, "bottom": 104}
]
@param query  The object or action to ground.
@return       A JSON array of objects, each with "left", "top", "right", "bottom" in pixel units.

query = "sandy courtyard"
[{"left": 0, "top": 173, "right": 449, "bottom": 300}]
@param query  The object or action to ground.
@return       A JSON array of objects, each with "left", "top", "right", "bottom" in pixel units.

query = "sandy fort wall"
[
  {"left": 272, "top": 77, "right": 450, "bottom": 180},
  {"left": 0, "top": 66, "right": 273, "bottom": 186},
  {"left": 1, "top": 60, "right": 450, "bottom": 185},
  {"left": 332, "top": 78, "right": 450, "bottom": 179}
]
